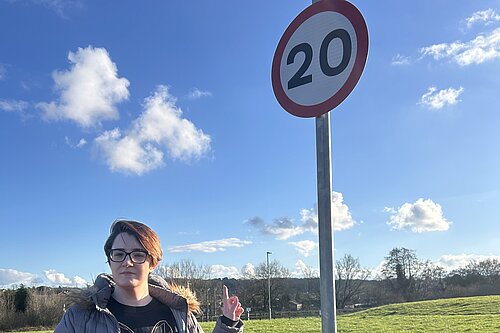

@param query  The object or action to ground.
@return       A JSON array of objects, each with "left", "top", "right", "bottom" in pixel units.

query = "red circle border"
[{"left": 271, "top": 0, "right": 369, "bottom": 118}]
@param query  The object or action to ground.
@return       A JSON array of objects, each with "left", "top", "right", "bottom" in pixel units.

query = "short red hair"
[{"left": 104, "top": 219, "right": 162, "bottom": 267}]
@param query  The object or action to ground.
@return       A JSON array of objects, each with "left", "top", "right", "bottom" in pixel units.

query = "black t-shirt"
[{"left": 107, "top": 296, "right": 179, "bottom": 333}]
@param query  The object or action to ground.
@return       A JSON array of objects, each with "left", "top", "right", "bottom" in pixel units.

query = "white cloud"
[
  {"left": 73, "top": 275, "right": 88, "bottom": 286},
  {"left": 37, "top": 46, "right": 130, "bottom": 128},
  {"left": 386, "top": 198, "right": 451, "bottom": 233},
  {"left": 168, "top": 238, "right": 252, "bottom": 253},
  {"left": 241, "top": 263, "right": 255, "bottom": 278},
  {"left": 332, "top": 191, "right": 357, "bottom": 230},
  {"left": 95, "top": 128, "right": 164, "bottom": 175},
  {"left": 391, "top": 54, "right": 411, "bottom": 65},
  {"left": 301, "top": 192, "right": 356, "bottom": 232},
  {"left": 0, "top": 268, "right": 41, "bottom": 287},
  {"left": 94, "top": 85, "right": 211, "bottom": 175},
  {"left": 43, "top": 269, "right": 87, "bottom": 287},
  {"left": 420, "top": 86, "right": 464, "bottom": 110},
  {"left": 420, "top": 28, "right": 500, "bottom": 66},
  {"left": 288, "top": 240, "right": 318, "bottom": 257},
  {"left": 436, "top": 254, "right": 500, "bottom": 271},
  {"left": 44, "top": 269, "right": 72, "bottom": 285},
  {"left": 187, "top": 88, "right": 212, "bottom": 100},
  {"left": 465, "top": 9, "right": 500, "bottom": 29},
  {"left": 210, "top": 265, "right": 241, "bottom": 279},
  {"left": 0, "top": 99, "right": 29, "bottom": 113}
]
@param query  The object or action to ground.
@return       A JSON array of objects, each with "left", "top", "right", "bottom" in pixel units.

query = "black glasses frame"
[{"left": 108, "top": 249, "right": 149, "bottom": 264}]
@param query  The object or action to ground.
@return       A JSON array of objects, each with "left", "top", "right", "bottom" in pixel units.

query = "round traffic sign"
[{"left": 272, "top": 0, "right": 368, "bottom": 118}]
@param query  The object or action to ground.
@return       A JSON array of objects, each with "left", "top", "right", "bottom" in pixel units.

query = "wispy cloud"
[
  {"left": 419, "top": 86, "right": 464, "bottom": 110},
  {"left": 0, "top": 64, "right": 6, "bottom": 80},
  {"left": 246, "top": 216, "right": 304, "bottom": 240},
  {"left": 465, "top": 9, "right": 500, "bottom": 29},
  {"left": 247, "top": 192, "right": 355, "bottom": 240},
  {"left": 0, "top": 99, "right": 30, "bottom": 113},
  {"left": 43, "top": 269, "right": 87, "bottom": 287},
  {"left": 94, "top": 85, "right": 211, "bottom": 175},
  {"left": 385, "top": 198, "right": 451, "bottom": 233},
  {"left": 420, "top": 28, "right": 500, "bottom": 66},
  {"left": 391, "top": 54, "right": 411, "bottom": 66},
  {"left": 288, "top": 240, "right": 318, "bottom": 257},
  {"left": 7, "top": 0, "right": 83, "bottom": 19},
  {"left": 37, "top": 46, "right": 130, "bottom": 128},
  {"left": 168, "top": 238, "right": 251, "bottom": 253},
  {"left": 187, "top": 88, "right": 212, "bottom": 100},
  {"left": 65, "top": 136, "right": 87, "bottom": 148}
]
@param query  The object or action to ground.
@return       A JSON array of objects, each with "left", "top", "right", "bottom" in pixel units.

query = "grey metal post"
[
  {"left": 313, "top": 2, "right": 338, "bottom": 333},
  {"left": 266, "top": 251, "right": 272, "bottom": 320},
  {"left": 316, "top": 111, "right": 337, "bottom": 333}
]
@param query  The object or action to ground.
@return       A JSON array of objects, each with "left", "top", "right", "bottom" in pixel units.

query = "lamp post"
[
  {"left": 266, "top": 251, "right": 272, "bottom": 320},
  {"left": 206, "top": 288, "right": 211, "bottom": 321}
]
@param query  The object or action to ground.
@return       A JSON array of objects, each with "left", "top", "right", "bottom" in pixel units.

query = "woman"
[{"left": 55, "top": 219, "right": 244, "bottom": 333}]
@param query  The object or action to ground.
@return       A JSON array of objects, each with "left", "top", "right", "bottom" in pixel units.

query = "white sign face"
[
  {"left": 272, "top": 0, "right": 368, "bottom": 118},
  {"left": 281, "top": 12, "right": 356, "bottom": 106}
]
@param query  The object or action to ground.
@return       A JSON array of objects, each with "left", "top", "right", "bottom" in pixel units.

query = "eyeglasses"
[{"left": 108, "top": 249, "right": 149, "bottom": 264}]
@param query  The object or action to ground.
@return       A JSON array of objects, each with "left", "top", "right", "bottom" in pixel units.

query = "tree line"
[{"left": 1, "top": 247, "right": 499, "bottom": 331}]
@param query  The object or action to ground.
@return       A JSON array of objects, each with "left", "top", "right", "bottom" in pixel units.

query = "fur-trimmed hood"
[{"left": 66, "top": 273, "right": 201, "bottom": 314}]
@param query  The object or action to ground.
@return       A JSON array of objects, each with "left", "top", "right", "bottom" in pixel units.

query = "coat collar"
[{"left": 91, "top": 273, "right": 188, "bottom": 312}]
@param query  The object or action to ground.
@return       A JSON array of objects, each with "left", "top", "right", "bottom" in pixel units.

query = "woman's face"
[{"left": 109, "top": 232, "right": 156, "bottom": 290}]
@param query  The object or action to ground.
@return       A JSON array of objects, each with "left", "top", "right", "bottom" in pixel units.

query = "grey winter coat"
[{"left": 54, "top": 274, "right": 243, "bottom": 333}]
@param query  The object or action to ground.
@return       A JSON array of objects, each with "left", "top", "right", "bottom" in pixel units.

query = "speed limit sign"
[{"left": 272, "top": 0, "right": 368, "bottom": 118}]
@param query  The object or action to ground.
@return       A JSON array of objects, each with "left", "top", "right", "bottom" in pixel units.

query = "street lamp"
[
  {"left": 206, "top": 288, "right": 211, "bottom": 321},
  {"left": 266, "top": 251, "right": 272, "bottom": 320}
]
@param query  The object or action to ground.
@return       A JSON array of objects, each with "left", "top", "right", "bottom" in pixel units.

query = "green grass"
[
  {"left": 14, "top": 295, "right": 500, "bottom": 333},
  {"left": 337, "top": 295, "right": 500, "bottom": 333}
]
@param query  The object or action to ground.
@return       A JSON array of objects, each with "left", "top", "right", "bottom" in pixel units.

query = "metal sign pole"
[
  {"left": 316, "top": 112, "right": 337, "bottom": 333},
  {"left": 312, "top": 0, "right": 340, "bottom": 328},
  {"left": 272, "top": 0, "right": 366, "bottom": 328}
]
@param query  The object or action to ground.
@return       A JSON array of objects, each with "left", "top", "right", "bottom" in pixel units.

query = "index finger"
[{"left": 222, "top": 285, "right": 229, "bottom": 300}]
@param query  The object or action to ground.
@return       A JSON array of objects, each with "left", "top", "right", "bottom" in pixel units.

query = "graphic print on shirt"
[{"left": 118, "top": 319, "right": 176, "bottom": 333}]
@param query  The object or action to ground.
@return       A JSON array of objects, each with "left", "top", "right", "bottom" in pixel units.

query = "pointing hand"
[{"left": 222, "top": 285, "right": 244, "bottom": 321}]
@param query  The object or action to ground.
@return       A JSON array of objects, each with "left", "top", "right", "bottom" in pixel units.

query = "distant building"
[{"left": 288, "top": 300, "right": 303, "bottom": 311}]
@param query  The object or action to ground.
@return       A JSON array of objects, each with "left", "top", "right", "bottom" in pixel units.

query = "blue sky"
[{"left": 1, "top": 0, "right": 499, "bottom": 288}]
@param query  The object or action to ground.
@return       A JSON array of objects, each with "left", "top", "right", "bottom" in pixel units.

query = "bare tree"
[
  {"left": 335, "top": 254, "right": 370, "bottom": 308},
  {"left": 416, "top": 260, "right": 446, "bottom": 299},
  {"left": 447, "top": 258, "right": 500, "bottom": 292},
  {"left": 382, "top": 247, "right": 422, "bottom": 301},
  {"left": 157, "top": 259, "right": 211, "bottom": 281},
  {"left": 254, "top": 259, "right": 291, "bottom": 311},
  {"left": 301, "top": 264, "right": 319, "bottom": 279},
  {"left": 465, "top": 259, "right": 500, "bottom": 279}
]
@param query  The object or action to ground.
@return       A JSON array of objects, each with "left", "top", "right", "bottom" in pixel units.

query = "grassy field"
[{"left": 14, "top": 295, "right": 500, "bottom": 333}]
